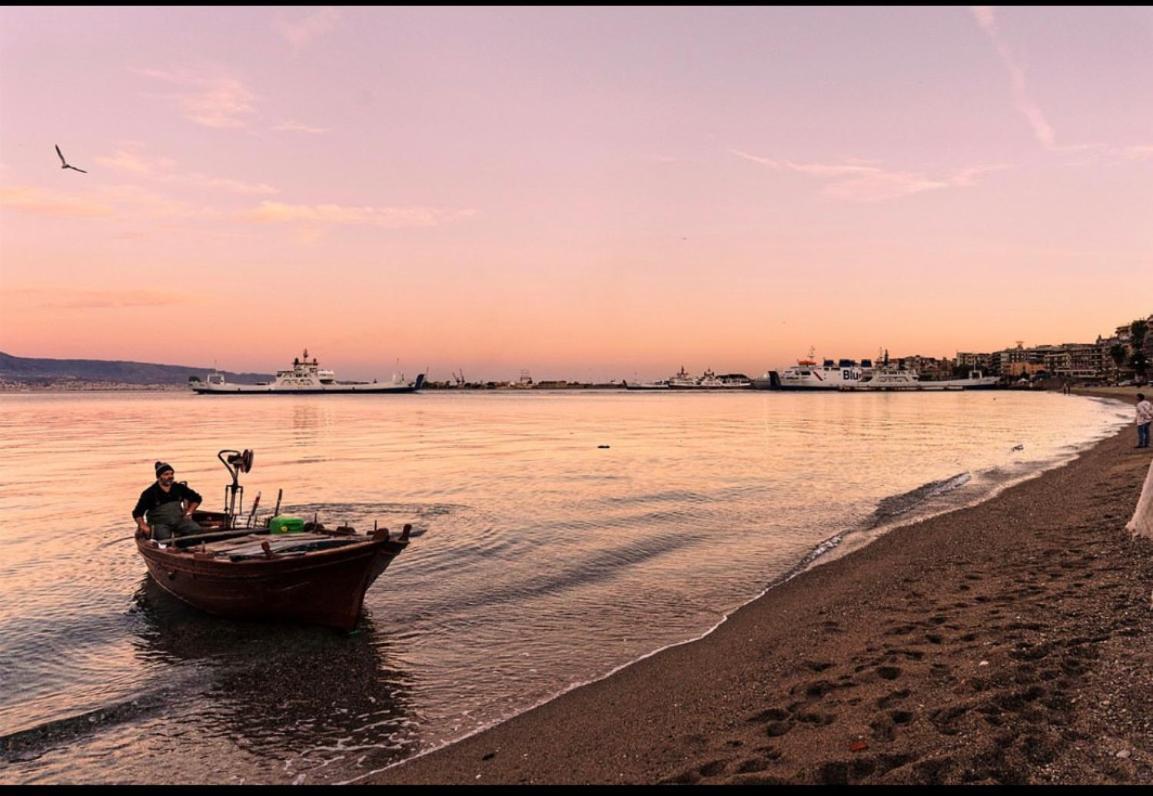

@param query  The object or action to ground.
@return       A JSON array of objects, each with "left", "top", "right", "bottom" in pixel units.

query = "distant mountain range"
[{"left": 0, "top": 352, "right": 271, "bottom": 385}]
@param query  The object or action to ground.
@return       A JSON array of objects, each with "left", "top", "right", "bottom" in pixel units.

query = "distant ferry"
[
  {"left": 752, "top": 351, "right": 1000, "bottom": 391},
  {"left": 624, "top": 367, "right": 752, "bottom": 391},
  {"left": 191, "top": 350, "right": 425, "bottom": 395},
  {"left": 840, "top": 368, "right": 1000, "bottom": 392},
  {"left": 751, "top": 354, "right": 874, "bottom": 391}
]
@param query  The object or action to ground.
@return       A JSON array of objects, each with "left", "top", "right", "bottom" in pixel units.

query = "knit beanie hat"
[{"left": 155, "top": 461, "right": 174, "bottom": 476}]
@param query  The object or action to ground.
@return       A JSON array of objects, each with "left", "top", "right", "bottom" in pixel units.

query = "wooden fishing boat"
[{"left": 135, "top": 449, "right": 411, "bottom": 631}]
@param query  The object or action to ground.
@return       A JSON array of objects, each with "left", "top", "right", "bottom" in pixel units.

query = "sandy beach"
[{"left": 366, "top": 391, "right": 1153, "bottom": 786}]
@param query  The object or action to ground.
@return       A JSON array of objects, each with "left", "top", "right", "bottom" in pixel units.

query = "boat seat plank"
[
  {"left": 223, "top": 535, "right": 367, "bottom": 559},
  {"left": 198, "top": 535, "right": 271, "bottom": 553}
]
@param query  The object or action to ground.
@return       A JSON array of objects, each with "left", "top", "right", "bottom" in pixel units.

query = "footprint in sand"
[
  {"left": 736, "top": 757, "right": 769, "bottom": 774},
  {"left": 697, "top": 759, "right": 730, "bottom": 777},
  {"left": 876, "top": 689, "right": 910, "bottom": 709},
  {"left": 882, "top": 621, "right": 917, "bottom": 635},
  {"left": 795, "top": 711, "right": 837, "bottom": 726},
  {"left": 889, "top": 709, "right": 915, "bottom": 725},
  {"left": 884, "top": 647, "right": 926, "bottom": 661},
  {"left": 661, "top": 757, "right": 733, "bottom": 784},
  {"left": 929, "top": 704, "right": 971, "bottom": 735},
  {"left": 869, "top": 715, "right": 896, "bottom": 742},
  {"left": 799, "top": 680, "right": 838, "bottom": 699},
  {"left": 802, "top": 659, "right": 835, "bottom": 672},
  {"left": 765, "top": 720, "right": 794, "bottom": 737},
  {"left": 747, "top": 707, "right": 789, "bottom": 723},
  {"left": 876, "top": 666, "right": 903, "bottom": 680}
]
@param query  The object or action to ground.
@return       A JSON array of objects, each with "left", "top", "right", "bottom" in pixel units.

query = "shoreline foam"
[{"left": 363, "top": 392, "right": 1153, "bottom": 785}]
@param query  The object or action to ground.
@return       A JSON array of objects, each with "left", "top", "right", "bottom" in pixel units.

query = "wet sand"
[{"left": 366, "top": 392, "right": 1153, "bottom": 785}]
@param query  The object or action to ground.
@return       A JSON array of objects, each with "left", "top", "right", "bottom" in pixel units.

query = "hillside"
[{"left": 0, "top": 352, "right": 271, "bottom": 386}]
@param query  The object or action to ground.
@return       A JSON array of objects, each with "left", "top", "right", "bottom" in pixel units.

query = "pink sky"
[{"left": 1, "top": 6, "right": 1150, "bottom": 381}]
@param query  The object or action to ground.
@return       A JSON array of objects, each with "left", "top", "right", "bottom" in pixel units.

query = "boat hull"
[
  {"left": 136, "top": 534, "right": 407, "bottom": 631},
  {"left": 753, "top": 371, "right": 1001, "bottom": 391},
  {"left": 840, "top": 376, "right": 1002, "bottom": 392},
  {"left": 192, "top": 384, "right": 419, "bottom": 394},
  {"left": 193, "top": 373, "right": 425, "bottom": 395}
]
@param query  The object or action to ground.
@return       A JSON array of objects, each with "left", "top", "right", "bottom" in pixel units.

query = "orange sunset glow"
[{"left": 1, "top": 7, "right": 1150, "bottom": 381}]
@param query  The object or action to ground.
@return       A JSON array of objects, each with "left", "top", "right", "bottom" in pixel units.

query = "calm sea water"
[{"left": 0, "top": 389, "right": 1130, "bottom": 784}]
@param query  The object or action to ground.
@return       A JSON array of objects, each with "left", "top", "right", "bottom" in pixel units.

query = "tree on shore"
[
  {"left": 1132, "top": 351, "right": 1150, "bottom": 382},
  {"left": 1131, "top": 320, "right": 1149, "bottom": 382},
  {"left": 1133, "top": 320, "right": 1149, "bottom": 346},
  {"left": 1110, "top": 343, "right": 1128, "bottom": 370}
]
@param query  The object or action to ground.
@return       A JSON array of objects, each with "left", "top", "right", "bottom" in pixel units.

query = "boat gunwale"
[{"left": 135, "top": 534, "right": 408, "bottom": 578}]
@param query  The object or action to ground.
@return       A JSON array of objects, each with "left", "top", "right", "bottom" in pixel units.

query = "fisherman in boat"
[{"left": 132, "top": 461, "right": 203, "bottom": 541}]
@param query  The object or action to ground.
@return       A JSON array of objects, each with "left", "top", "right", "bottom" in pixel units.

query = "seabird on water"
[{"left": 55, "top": 145, "right": 87, "bottom": 174}]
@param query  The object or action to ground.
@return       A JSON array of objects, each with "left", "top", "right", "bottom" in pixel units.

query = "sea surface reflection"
[{"left": 0, "top": 390, "right": 1130, "bottom": 783}]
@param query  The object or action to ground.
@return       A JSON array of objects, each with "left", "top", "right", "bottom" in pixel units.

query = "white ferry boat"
[
  {"left": 667, "top": 366, "right": 698, "bottom": 389},
  {"left": 622, "top": 378, "right": 670, "bottom": 390},
  {"left": 752, "top": 353, "right": 874, "bottom": 391},
  {"left": 625, "top": 367, "right": 751, "bottom": 390},
  {"left": 696, "top": 369, "right": 752, "bottom": 389},
  {"left": 841, "top": 368, "right": 1000, "bottom": 392},
  {"left": 191, "top": 350, "right": 425, "bottom": 395}
]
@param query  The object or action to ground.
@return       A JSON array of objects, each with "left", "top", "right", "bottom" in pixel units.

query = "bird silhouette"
[{"left": 55, "top": 145, "right": 87, "bottom": 173}]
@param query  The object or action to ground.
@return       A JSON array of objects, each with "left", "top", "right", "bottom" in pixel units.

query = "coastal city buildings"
[{"left": 948, "top": 314, "right": 1152, "bottom": 384}]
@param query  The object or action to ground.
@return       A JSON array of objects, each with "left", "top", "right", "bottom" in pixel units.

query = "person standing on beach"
[
  {"left": 133, "top": 461, "right": 202, "bottom": 540},
  {"left": 1137, "top": 393, "right": 1152, "bottom": 449}
]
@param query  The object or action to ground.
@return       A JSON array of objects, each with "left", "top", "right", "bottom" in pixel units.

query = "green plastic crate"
[{"left": 269, "top": 515, "right": 305, "bottom": 534}]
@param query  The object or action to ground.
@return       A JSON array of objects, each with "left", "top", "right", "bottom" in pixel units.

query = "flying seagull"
[{"left": 55, "top": 145, "right": 87, "bottom": 174}]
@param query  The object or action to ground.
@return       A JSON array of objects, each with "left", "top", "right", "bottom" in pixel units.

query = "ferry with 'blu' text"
[
  {"left": 751, "top": 352, "right": 873, "bottom": 390},
  {"left": 753, "top": 349, "right": 1000, "bottom": 391}
]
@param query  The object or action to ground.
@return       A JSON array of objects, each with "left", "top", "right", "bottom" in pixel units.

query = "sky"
[{"left": 1, "top": 6, "right": 1150, "bottom": 382}]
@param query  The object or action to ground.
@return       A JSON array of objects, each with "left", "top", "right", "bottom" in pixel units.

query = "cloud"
[
  {"left": 1124, "top": 145, "right": 1153, "bottom": 160},
  {"left": 97, "top": 149, "right": 177, "bottom": 175},
  {"left": 96, "top": 147, "right": 277, "bottom": 195},
  {"left": 0, "top": 186, "right": 115, "bottom": 217},
  {"left": 139, "top": 68, "right": 257, "bottom": 129},
  {"left": 969, "top": 6, "right": 1056, "bottom": 150},
  {"left": 238, "top": 201, "right": 477, "bottom": 228},
  {"left": 276, "top": 8, "right": 342, "bottom": 51},
  {"left": 0, "top": 183, "right": 207, "bottom": 224},
  {"left": 272, "top": 121, "right": 329, "bottom": 134},
  {"left": 731, "top": 150, "right": 1004, "bottom": 202},
  {"left": 97, "top": 184, "right": 203, "bottom": 219},
  {"left": 5, "top": 287, "right": 192, "bottom": 310}
]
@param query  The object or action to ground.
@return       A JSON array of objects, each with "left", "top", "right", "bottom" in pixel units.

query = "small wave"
[
  {"left": 399, "top": 530, "right": 701, "bottom": 620},
  {"left": 868, "top": 472, "right": 971, "bottom": 528},
  {"left": 0, "top": 692, "right": 168, "bottom": 762},
  {"left": 600, "top": 489, "right": 714, "bottom": 507}
]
